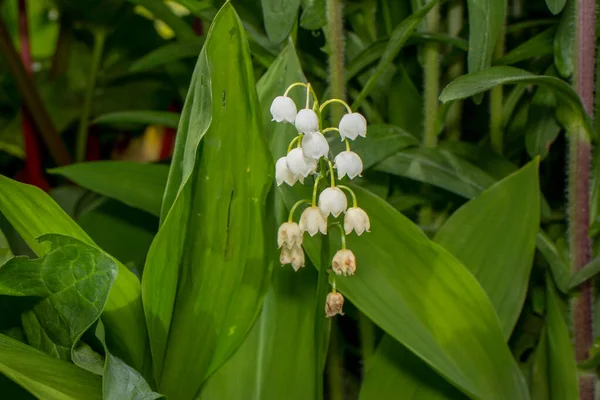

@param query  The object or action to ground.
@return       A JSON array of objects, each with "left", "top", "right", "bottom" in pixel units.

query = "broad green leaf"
[
  {"left": 95, "top": 321, "right": 162, "bottom": 400},
  {"left": 553, "top": 0, "right": 574, "bottom": 77},
  {"left": 545, "top": 0, "right": 566, "bottom": 14},
  {"left": 0, "top": 333, "right": 102, "bottom": 400},
  {"left": 351, "top": 0, "right": 440, "bottom": 110},
  {"left": 261, "top": 0, "right": 301, "bottom": 43},
  {"left": 142, "top": 5, "right": 273, "bottom": 398},
  {"left": 93, "top": 111, "right": 180, "bottom": 129},
  {"left": 375, "top": 148, "right": 496, "bottom": 198},
  {"left": 50, "top": 162, "right": 169, "bottom": 217},
  {"left": 282, "top": 184, "right": 530, "bottom": 399},
  {"left": 466, "top": 0, "right": 504, "bottom": 74},
  {"left": 435, "top": 160, "right": 540, "bottom": 338},
  {"left": 545, "top": 276, "right": 579, "bottom": 398},
  {"left": 0, "top": 175, "right": 149, "bottom": 378},
  {"left": 439, "top": 66, "right": 593, "bottom": 138},
  {"left": 201, "top": 41, "right": 326, "bottom": 400},
  {"left": 524, "top": 86, "right": 561, "bottom": 160},
  {"left": 0, "top": 235, "right": 117, "bottom": 361},
  {"left": 495, "top": 28, "right": 555, "bottom": 66},
  {"left": 329, "top": 125, "right": 418, "bottom": 170},
  {"left": 130, "top": 38, "right": 205, "bottom": 72}
]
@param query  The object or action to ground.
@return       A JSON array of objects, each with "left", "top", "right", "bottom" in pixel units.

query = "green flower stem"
[
  {"left": 331, "top": 222, "right": 346, "bottom": 250},
  {"left": 572, "top": 0, "right": 596, "bottom": 396},
  {"left": 327, "top": 159, "right": 336, "bottom": 187},
  {"left": 284, "top": 82, "right": 307, "bottom": 96},
  {"left": 337, "top": 185, "right": 357, "bottom": 208},
  {"left": 422, "top": 2, "right": 440, "bottom": 148},
  {"left": 288, "top": 199, "right": 311, "bottom": 223},
  {"left": 76, "top": 28, "right": 106, "bottom": 162},
  {"left": 306, "top": 83, "right": 311, "bottom": 109},
  {"left": 322, "top": 127, "right": 341, "bottom": 135},
  {"left": 287, "top": 135, "right": 302, "bottom": 153},
  {"left": 345, "top": 139, "right": 351, "bottom": 151},
  {"left": 327, "top": 0, "right": 346, "bottom": 126},
  {"left": 320, "top": 98, "right": 352, "bottom": 114},
  {"left": 313, "top": 175, "right": 324, "bottom": 206}
]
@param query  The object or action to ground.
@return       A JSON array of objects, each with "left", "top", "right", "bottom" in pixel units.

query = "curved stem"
[
  {"left": 336, "top": 185, "right": 357, "bottom": 208},
  {"left": 323, "top": 127, "right": 340, "bottom": 134},
  {"left": 327, "top": 159, "right": 336, "bottom": 187},
  {"left": 313, "top": 175, "right": 324, "bottom": 206},
  {"left": 284, "top": 82, "right": 307, "bottom": 97},
  {"left": 320, "top": 98, "right": 352, "bottom": 114},
  {"left": 344, "top": 139, "right": 351, "bottom": 151},
  {"left": 76, "top": 28, "right": 106, "bottom": 162},
  {"left": 288, "top": 199, "right": 311, "bottom": 222},
  {"left": 287, "top": 135, "right": 302, "bottom": 153},
  {"left": 331, "top": 222, "right": 346, "bottom": 250}
]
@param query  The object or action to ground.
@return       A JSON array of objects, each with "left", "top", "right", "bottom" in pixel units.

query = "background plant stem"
[
  {"left": 489, "top": 0, "right": 506, "bottom": 155},
  {"left": 423, "top": 3, "right": 440, "bottom": 148},
  {"left": 326, "top": 0, "right": 346, "bottom": 124},
  {"left": 75, "top": 29, "right": 106, "bottom": 163},
  {"left": 327, "top": 323, "right": 344, "bottom": 400},
  {"left": 445, "top": 0, "right": 464, "bottom": 141},
  {"left": 572, "top": 0, "right": 596, "bottom": 397}
]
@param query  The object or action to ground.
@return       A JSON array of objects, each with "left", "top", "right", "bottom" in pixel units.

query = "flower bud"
[
  {"left": 339, "top": 112, "right": 367, "bottom": 140},
  {"left": 277, "top": 222, "right": 303, "bottom": 249},
  {"left": 325, "top": 292, "right": 344, "bottom": 317},
  {"left": 280, "top": 244, "right": 305, "bottom": 271},
  {"left": 270, "top": 96, "right": 297, "bottom": 123},
  {"left": 331, "top": 249, "right": 356, "bottom": 276},
  {"left": 302, "top": 131, "right": 329, "bottom": 160},
  {"left": 344, "top": 207, "right": 370, "bottom": 235},
  {"left": 276, "top": 157, "right": 303, "bottom": 186},
  {"left": 318, "top": 187, "right": 348, "bottom": 218},
  {"left": 295, "top": 109, "right": 319, "bottom": 134},
  {"left": 334, "top": 151, "right": 363, "bottom": 180},
  {"left": 286, "top": 148, "right": 318, "bottom": 178},
  {"left": 299, "top": 206, "right": 328, "bottom": 236}
]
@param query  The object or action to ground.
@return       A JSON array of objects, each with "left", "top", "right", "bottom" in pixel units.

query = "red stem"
[{"left": 572, "top": 0, "right": 596, "bottom": 398}]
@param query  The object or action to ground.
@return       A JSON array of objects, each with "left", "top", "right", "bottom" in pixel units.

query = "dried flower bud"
[
  {"left": 299, "top": 206, "right": 328, "bottom": 236},
  {"left": 270, "top": 96, "right": 297, "bottom": 123},
  {"left": 325, "top": 292, "right": 344, "bottom": 317},
  {"left": 331, "top": 249, "right": 356, "bottom": 276},
  {"left": 344, "top": 207, "right": 370, "bottom": 235},
  {"left": 277, "top": 222, "right": 303, "bottom": 249},
  {"left": 339, "top": 112, "right": 367, "bottom": 140},
  {"left": 280, "top": 244, "right": 305, "bottom": 271}
]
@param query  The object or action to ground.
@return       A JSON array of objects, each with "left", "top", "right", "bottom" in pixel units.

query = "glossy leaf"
[
  {"left": 130, "top": 38, "right": 205, "bottom": 72},
  {"left": 50, "top": 162, "right": 169, "bottom": 217},
  {"left": 261, "top": 0, "right": 301, "bottom": 43},
  {"left": 466, "top": 0, "right": 504, "bottom": 74},
  {"left": 439, "top": 66, "right": 592, "bottom": 137},
  {"left": 282, "top": 184, "right": 529, "bottom": 399},
  {"left": 375, "top": 148, "right": 496, "bottom": 198},
  {"left": 93, "top": 111, "right": 180, "bottom": 129},
  {"left": 0, "top": 175, "right": 149, "bottom": 376},
  {"left": 142, "top": 5, "right": 273, "bottom": 398},
  {"left": 435, "top": 160, "right": 540, "bottom": 338},
  {"left": 0, "top": 235, "right": 117, "bottom": 360},
  {"left": 553, "top": 0, "right": 574, "bottom": 77},
  {"left": 351, "top": 0, "right": 440, "bottom": 110},
  {"left": 0, "top": 333, "right": 102, "bottom": 400}
]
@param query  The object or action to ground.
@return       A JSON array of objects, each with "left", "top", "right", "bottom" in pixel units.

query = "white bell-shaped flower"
[
  {"left": 280, "top": 244, "right": 305, "bottom": 271},
  {"left": 270, "top": 96, "right": 297, "bottom": 123},
  {"left": 299, "top": 206, "right": 328, "bottom": 236},
  {"left": 302, "top": 131, "right": 329, "bottom": 160},
  {"left": 339, "top": 112, "right": 367, "bottom": 140},
  {"left": 276, "top": 157, "right": 303, "bottom": 186},
  {"left": 295, "top": 109, "right": 319, "bottom": 134},
  {"left": 331, "top": 249, "right": 356, "bottom": 276},
  {"left": 334, "top": 151, "right": 363, "bottom": 180},
  {"left": 344, "top": 207, "right": 370, "bottom": 235},
  {"left": 278, "top": 222, "right": 303, "bottom": 249},
  {"left": 286, "top": 148, "right": 317, "bottom": 178},
  {"left": 318, "top": 187, "right": 348, "bottom": 218}
]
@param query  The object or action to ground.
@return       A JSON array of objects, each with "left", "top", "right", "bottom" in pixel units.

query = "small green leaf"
[
  {"left": 545, "top": 0, "right": 567, "bottom": 14},
  {"left": 130, "top": 38, "right": 205, "bottom": 72},
  {"left": 0, "top": 333, "right": 102, "bottom": 400},
  {"left": 92, "top": 111, "right": 180, "bottom": 129},
  {"left": 467, "top": 0, "right": 505, "bottom": 74},
  {"left": 495, "top": 28, "right": 555, "bottom": 66},
  {"left": 435, "top": 160, "right": 540, "bottom": 338},
  {"left": 0, "top": 235, "right": 117, "bottom": 362},
  {"left": 352, "top": 0, "right": 440, "bottom": 110},
  {"left": 261, "top": 0, "right": 301, "bottom": 43},
  {"left": 49, "top": 162, "right": 169, "bottom": 217},
  {"left": 300, "top": 0, "right": 326, "bottom": 30},
  {"left": 553, "top": 0, "right": 574, "bottom": 77}
]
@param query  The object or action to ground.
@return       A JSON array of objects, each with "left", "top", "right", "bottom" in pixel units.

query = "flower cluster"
[{"left": 271, "top": 82, "right": 371, "bottom": 318}]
